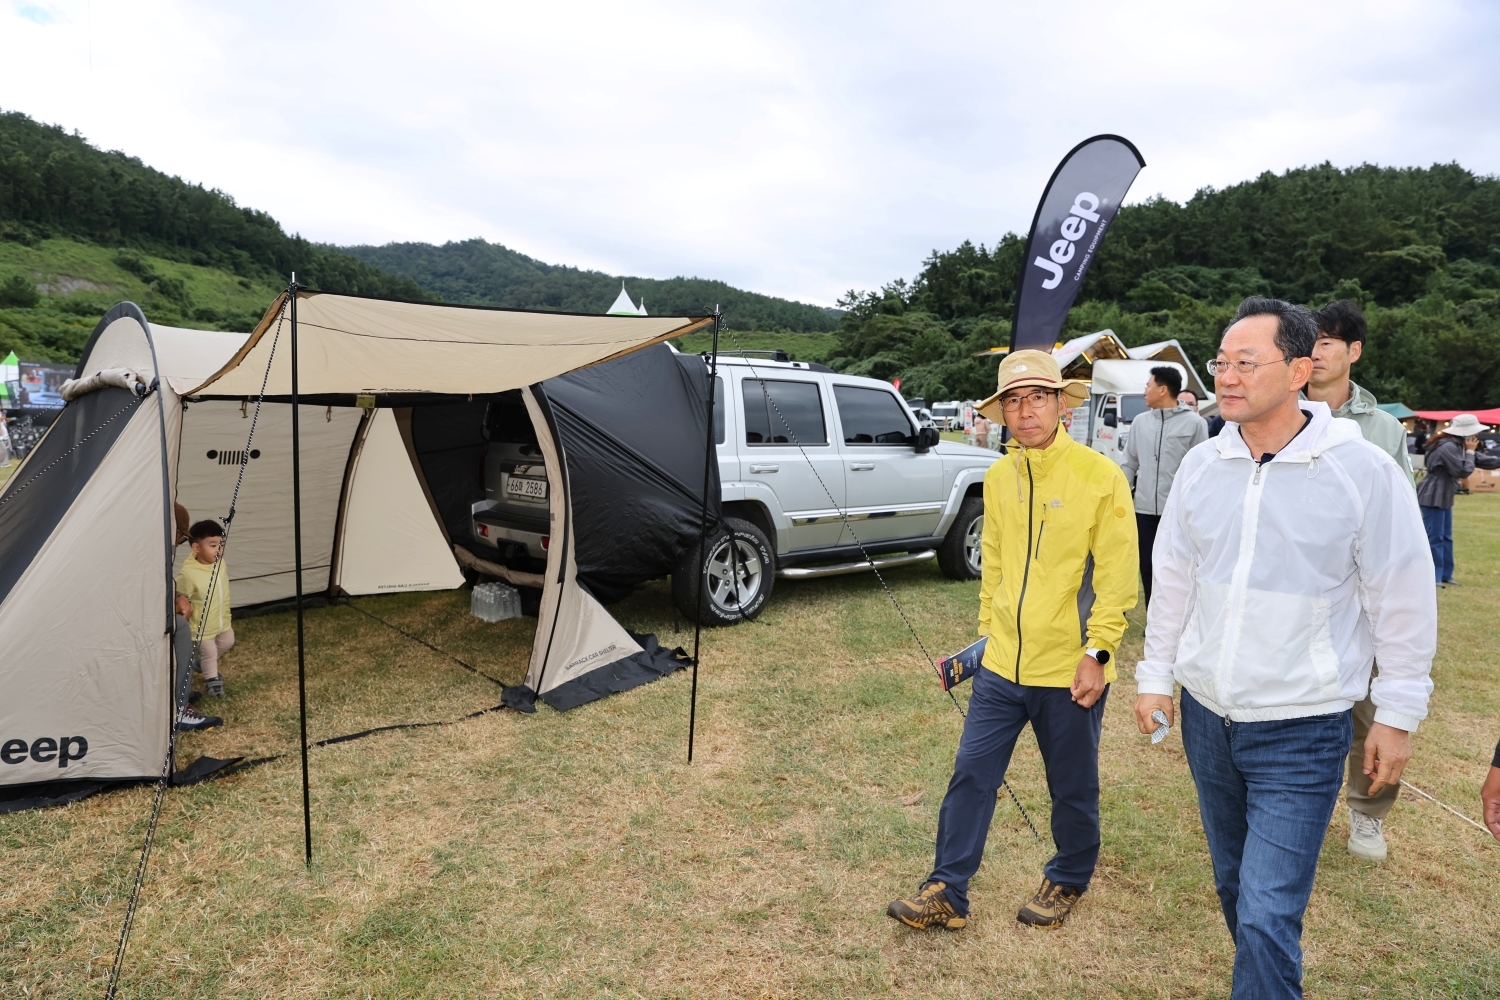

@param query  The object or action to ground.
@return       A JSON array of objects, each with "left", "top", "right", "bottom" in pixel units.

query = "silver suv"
[{"left": 675, "top": 354, "right": 999, "bottom": 625}]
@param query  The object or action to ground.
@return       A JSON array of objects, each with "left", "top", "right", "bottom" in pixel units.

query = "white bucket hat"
[{"left": 1443, "top": 414, "right": 1489, "bottom": 437}]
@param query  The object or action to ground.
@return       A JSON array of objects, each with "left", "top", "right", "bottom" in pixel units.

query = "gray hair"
[{"left": 1229, "top": 296, "right": 1317, "bottom": 360}]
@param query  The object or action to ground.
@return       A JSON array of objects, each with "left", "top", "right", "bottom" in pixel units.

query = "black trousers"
[{"left": 1136, "top": 512, "right": 1161, "bottom": 609}]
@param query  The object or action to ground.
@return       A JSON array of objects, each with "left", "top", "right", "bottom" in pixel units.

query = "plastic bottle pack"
[{"left": 471, "top": 581, "right": 522, "bottom": 622}]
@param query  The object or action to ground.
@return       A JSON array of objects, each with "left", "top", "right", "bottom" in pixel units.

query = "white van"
[{"left": 1066, "top": 358, "right": 1189, "bottom": 464}]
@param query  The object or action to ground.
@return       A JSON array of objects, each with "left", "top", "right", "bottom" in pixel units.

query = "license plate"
[{"left": 506, "top": 477, "right": 547, "bottom": 500}]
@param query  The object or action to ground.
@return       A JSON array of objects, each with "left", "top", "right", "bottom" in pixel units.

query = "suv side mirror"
[
  {"left": 1102, "top": 411, "right": 1118, "bottom": 428},
  {"left": 914, "top": 426, "right": 941, "bottom": 453}
]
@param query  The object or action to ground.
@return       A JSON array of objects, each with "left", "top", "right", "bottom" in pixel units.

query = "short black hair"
[
  {"left": 1315, "top": 299, "right": 1367, "bottom": 345},
  {"left": 188, "top": 520, "right": 224, "bottom": 542},
  {"left": 1230, "top": 296, "right": 1317, "bottom": 360},
  {"left": 1149, "top": 366, "right": 1183, "bottom": 398}
]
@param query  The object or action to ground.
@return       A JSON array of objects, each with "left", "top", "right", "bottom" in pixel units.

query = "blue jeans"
[
  {"left": 928, "top": 665, "right": 1108, "bottom": 914},
  {"left": 1420, "top": 504, "right": 1454, "bottom": 583},
  {"left": 1181, "top": 689, "right": 1352, "bottom": 1000}
]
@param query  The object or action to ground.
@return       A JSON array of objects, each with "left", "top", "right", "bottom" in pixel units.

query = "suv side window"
[
  {"left": 742, "top": 379, "right": 827, "bottom": 446},
  {"left": 834, "top": 385, "right": 914, "bottom": 445}
]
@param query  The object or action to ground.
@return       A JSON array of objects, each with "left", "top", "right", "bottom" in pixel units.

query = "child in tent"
[{"left": 175, "top": 520, "right": 235, "bottom": 699}]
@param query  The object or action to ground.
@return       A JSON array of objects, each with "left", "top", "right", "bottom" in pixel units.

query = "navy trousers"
[{"left": 928, "top": 665, "right": 1108, "bottom": 914}]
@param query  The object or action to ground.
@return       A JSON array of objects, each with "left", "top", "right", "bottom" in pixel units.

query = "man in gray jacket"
[
  {"left": 1119, "top": 366, "right": 1207, "bottom": 606},
  {"left": 1307, "top": 300, "right": 1416, "bottom": 862}
]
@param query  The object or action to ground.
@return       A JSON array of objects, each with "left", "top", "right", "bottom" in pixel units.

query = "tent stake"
[
  {"left": 688, "top": 309, "right": 721, "bottom": 763},
  {"left": 290, "top": 278, "right": 312, "bottom": 866}
]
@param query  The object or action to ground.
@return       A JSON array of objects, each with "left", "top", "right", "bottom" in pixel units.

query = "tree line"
[
  {"left": 828, "top": 162, "right": 1500, "bottom": 408},
  {"left": 0, "top": 110, "right": 429, "bottom": 301},
  {"left": 341, "top": 239, "right": 842, "bottom": 333}
]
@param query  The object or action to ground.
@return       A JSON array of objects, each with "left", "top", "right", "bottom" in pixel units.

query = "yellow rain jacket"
[{"left": 978, "top": 428, "right": 1138, "bottom": 686}]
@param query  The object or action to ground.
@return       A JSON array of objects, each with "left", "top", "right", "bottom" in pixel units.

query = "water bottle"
[{"left": 470, "top": 581, "right": 521, "bottom": 622}]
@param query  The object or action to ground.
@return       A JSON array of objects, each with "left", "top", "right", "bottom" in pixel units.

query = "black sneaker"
[
  {"left": 1016, "top": 878, "right": 1083, "bottom": 928},
  {"left": 887, "top": 881, "right": 967, "bottom": 930},
  {"left": 205, "top": 676, "right": 225, "bottom": 698},
  {"left": 176, "top": 706, "right": 222, "bottom": 732}
]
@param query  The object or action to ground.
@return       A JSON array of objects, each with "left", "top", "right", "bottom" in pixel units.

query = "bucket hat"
[
  {"left": 976, "top": 350, "right": 1089, "bottom": 422},
  {"left": 1443, "top": 413, "right": 1489, "bottom": 438}
]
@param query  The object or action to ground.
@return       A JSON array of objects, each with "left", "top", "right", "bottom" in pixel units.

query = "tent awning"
[
  {"left": 1413, "top": 407, "right": 1500, "bottom": 425},
  {"left": 190, "top": 290, "right": 714, "bottom": 398},
  {"left": 1377, "top": 402, "right": 1417, "bottom": 420}
]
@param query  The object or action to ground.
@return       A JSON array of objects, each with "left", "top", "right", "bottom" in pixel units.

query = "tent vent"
[{"left": 217, "top": 450, "right": 245, "bottom": 466}]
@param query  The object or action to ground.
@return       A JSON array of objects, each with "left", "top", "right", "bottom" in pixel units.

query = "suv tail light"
[{"left": 541, "top": 536, "right": 550, "bottom": 550}]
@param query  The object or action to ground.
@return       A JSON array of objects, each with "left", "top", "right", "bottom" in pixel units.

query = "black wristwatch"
[{"left": 1085, "top": 647, "right": 1110, "bottom": 665}]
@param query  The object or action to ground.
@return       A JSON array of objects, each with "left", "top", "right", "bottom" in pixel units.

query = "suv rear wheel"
[
  {"left": 672, "top": 516, "right": 775, "bottom": 626},
  {"left": 937, "top": 495, "right": 984, "bottom": 580}
]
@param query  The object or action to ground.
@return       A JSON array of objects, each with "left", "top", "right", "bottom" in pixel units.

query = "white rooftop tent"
[{"left": 0, "top": 292, "right": 714, "bottom": 810}]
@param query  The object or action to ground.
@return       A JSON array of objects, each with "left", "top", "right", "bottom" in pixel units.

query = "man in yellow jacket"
[{"left": 889, "top": 350, "right": 1138, "bottom": 930}]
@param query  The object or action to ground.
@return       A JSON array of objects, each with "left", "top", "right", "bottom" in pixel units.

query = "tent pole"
[
  {"left": 291, "top": 279, "right": 312, "bottom": 866},
  {"left": 688, "top": 309, "right": 720, "bottom": 763}
]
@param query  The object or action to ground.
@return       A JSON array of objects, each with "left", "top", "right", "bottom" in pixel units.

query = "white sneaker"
[{"left": 1347, "top": 808, "right": 1388, "bottom": 861}]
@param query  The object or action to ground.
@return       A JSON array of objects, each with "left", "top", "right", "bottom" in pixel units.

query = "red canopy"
[{"left": 1414, "top": 408, "right": 1500, "bottom": 425}]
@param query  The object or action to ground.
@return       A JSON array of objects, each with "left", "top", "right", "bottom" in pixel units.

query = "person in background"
[
  {"left": 1306, "top": 299, "right": 1415, "bottom": 863},
  {"left": 1417, "top": 414, "right": 1483, "bottom": 588},
  {"left": 175, "top": 520, "right": 235, "bottom": 699},
  {"left": 1119, "top": 365, "right": 1207, "bottom": 608},
  {"left": 887, "top": 350, "right": 1137, "bottom": 932},
  {"left": 1135, "top": 297, "right": 1435, "bottom": 1000},
  {"left": 1179, "top": 389, "right": 1199, "bottom": 412},
  {"left": 971, "top": 412, "right": 991, "bottom": 450},
  {"left": 1483, "top": 738, "right": 1500, "bottom": 841},
  {"left": 0, "top": 409, "right": 9, "bottom": 467}
]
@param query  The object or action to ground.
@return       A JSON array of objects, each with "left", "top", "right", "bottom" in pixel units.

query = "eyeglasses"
[
  {"left": 1206, "top": 356, "right": 1291, "bottom": 377},
  {"left": 999, "top": 389, "right": 1058, "bottom": 412}
]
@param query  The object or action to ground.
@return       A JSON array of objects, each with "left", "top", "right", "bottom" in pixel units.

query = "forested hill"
[
  {"left": 341, "top": 239, "right": 842, "bottom": 333},
  {"left": 0, "top": 110, "right": 428, "bottom": 302},
  {"left": 833, "top": 163, "right": 1500, "bottom": 409}
]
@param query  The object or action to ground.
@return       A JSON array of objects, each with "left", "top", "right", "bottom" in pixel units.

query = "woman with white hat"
[{"left": 1417, "top": 413, "right": 1485, "bottom": 586}]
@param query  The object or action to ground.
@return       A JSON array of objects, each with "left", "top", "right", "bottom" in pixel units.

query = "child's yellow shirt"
[{"left": 176, "top": 556, "right": 231, "bottom": 639}]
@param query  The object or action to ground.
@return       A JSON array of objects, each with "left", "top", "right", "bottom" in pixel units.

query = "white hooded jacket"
[{"left": 1136, "top": 401, "right": 1435, "bottom": 730}]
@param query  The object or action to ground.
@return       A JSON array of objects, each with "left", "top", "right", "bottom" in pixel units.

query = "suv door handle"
[
  {"left": 749, "top": 464, "right": 780, "bottom": 474},
  {"left": 849, "top": 462, "right": 875, "bottom": 471}
]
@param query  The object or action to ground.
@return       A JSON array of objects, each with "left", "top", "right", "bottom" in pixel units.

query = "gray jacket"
[
  {"left": 1319, "top": 381, "right": 1415, "bottom": 487},
  {"left": 1416, "top": 435, "right": 1474, "bottom": 509},
  {"left": 1120, "top": 402, "right": 1209, "bottom": 515}
]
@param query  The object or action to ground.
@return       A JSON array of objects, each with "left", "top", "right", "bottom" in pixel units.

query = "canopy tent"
[
  {"left": 0, "top": 292, "right": 718, "bottom": 803},
  {"left": 1413, "top": 407, "right": 1500, "bottom": 426},
  {"left": 1378, "top": 402, "right": 1418, "bottom": 421}
]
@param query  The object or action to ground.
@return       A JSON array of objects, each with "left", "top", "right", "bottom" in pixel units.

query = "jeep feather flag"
[{"left": 1009, "top": 135, "right": 1145, "bottom": 353}]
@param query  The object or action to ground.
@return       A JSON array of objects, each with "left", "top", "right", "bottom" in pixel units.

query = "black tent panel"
[
  {"left": 408, "top": 399, "right": 489, "bottom": 544},
  {"left": 0, "top": 386, "right": 141, "bottom": 605},
  {"left": 542, "top": 346, "right": 722, "bottom": 603}
]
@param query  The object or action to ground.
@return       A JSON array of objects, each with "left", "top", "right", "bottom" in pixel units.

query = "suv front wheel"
[
  {"left": 937, "top": 495, "right": 984, "bottom": 580},
  {"left": 672, "top": 516, "right": 775, "bottom": 626}
]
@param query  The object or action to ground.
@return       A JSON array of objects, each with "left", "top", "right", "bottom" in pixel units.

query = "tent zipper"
[{"left": 1014, "top": 455, "right": 1036, "bottom": 683}]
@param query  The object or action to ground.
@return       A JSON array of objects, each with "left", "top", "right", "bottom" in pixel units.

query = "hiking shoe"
[
  {"left": 1444, "top": 579, "right": 1461, "bottom": 587},
  {"left": 175, "top": 706, "right": 222, "bottom": 732},
  {"left": 1347, "top": 808, "right": 1388, "bottom": 862},
  {"left": 205, "top": 676, "right": 225, "bottom": 698},
  {"left": 887, "top": 881, "right": 967, "bottom": 930},
  {"left": 1016, "top": 878, "right": 1083, "bottom": 928}
]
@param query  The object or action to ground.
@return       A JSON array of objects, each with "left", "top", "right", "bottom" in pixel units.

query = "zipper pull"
[{"left": 1253, "top": 463, "right": 1263, "bottom": 485}]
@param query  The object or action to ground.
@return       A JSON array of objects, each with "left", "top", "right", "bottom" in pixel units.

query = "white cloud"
[{"left": 2, "top": 0, "right": 1496, "bottom": 305}]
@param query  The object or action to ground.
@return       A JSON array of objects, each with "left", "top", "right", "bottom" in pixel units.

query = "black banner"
[{"left": 1009, "top": 135, "right": 1145, "bottom": 353}]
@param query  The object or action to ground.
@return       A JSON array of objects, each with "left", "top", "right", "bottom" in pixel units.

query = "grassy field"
[
  {"left": 671, "top": 329, "right": 838, "bottom": 364},
  {"left": 3, "top": 503, "right": 1498, "bottom": 998}
]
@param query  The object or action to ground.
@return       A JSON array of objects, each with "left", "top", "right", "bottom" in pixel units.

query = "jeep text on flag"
[{"left": 1009, "top": 135, "right": 1145, "bottom": 353}]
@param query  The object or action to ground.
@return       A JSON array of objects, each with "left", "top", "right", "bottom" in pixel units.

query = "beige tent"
[{"left": 0, "top": 294, "right": 714, "bottom": 797}]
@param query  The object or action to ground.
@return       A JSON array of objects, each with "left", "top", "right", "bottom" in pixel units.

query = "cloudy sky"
[{"left": 2, "top": 0, "right": 1497, "bottom": 305}]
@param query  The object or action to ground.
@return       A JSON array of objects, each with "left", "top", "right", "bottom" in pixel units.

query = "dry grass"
[{"left": 4, "top": 502, "right": 1499, "bottom": 998}]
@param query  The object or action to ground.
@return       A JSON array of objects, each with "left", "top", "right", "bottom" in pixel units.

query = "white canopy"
[{"left": 193, "top": 291, "right": 708, "bottom": 397}]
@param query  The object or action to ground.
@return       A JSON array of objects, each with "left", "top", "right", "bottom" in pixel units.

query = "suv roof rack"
[{"left": 711, "top": 349, "right": 792, "bottom": 362}]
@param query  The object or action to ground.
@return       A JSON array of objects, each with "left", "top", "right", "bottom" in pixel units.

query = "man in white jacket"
[{"left": 1134, "top": 297, "right": 1435, "bottom": 1000}]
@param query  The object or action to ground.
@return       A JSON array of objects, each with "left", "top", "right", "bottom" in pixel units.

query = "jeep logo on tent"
[{"left": 1, "top": 736, "right": 88, "bottom": 767}]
